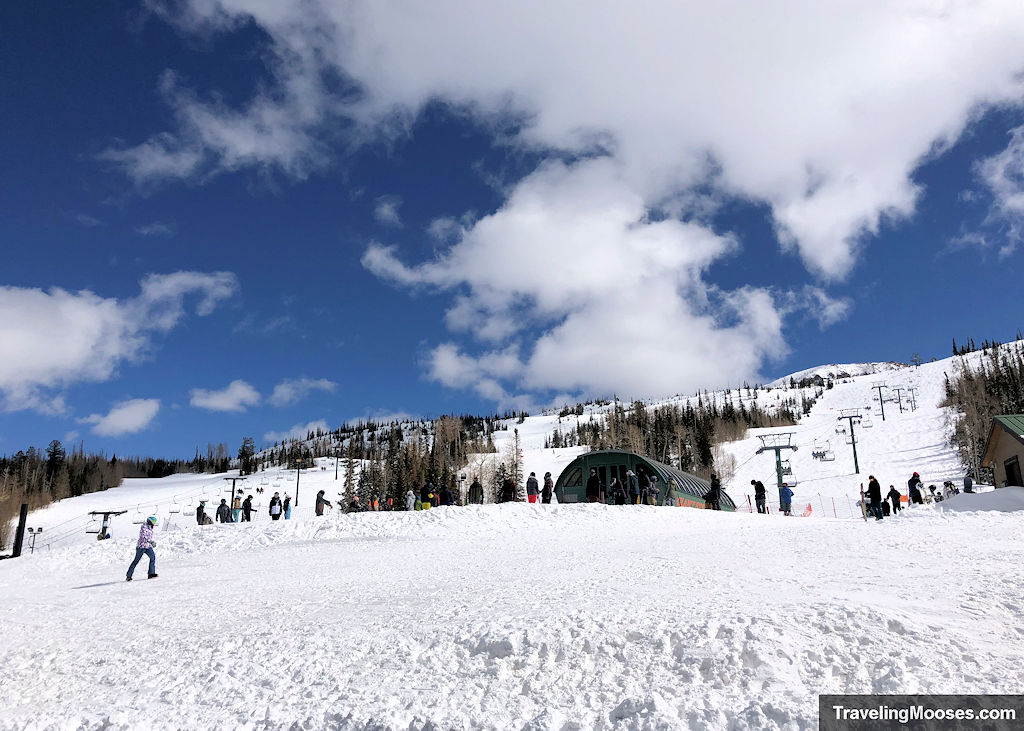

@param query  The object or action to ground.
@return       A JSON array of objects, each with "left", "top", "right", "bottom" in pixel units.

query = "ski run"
[{"left": 2, "top": 350, "right": 1023, "bottom": 729}]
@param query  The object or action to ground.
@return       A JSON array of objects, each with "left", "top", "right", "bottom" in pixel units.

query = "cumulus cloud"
[
  {"left": 264, "top": 419, "right": 330, "bottom": 444},
  {"left": 111, "top": 2, "right": 1024, "bottom": 400},
  {"left": 81, "top": 398, "right": 161, "bottom": 437},
  {"left": 189, "top": 379, "right": 261, "bottom": 412},
  {"left": 374, "top": 195, "right": 403, "bottom": 227},
  {"left": 268, "top": 377, "right": 337, "bottom": 407},
  {"left": 0, "top": 271, "right": 238, "bottom": 413}
]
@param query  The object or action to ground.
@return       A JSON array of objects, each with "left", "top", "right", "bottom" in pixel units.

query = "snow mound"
[{"left": 938, "top": 486, "right": 1024, "bottom": 513}]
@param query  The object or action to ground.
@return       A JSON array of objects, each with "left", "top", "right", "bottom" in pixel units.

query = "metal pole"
[
  {"left": 774, "top": 448, "right": 784, "bottom": 506},
  {"left": 872, "top": 384, "right": 887, "bottom": 421},
  {"left": 849, "top": 417, "right": 859, "bottom": 474},
  {"left": 12, "top": 503, "right": 28, "bottom": 558},
  {"left": 295, "top": 462, "right": 301, "bottom": 506},
  {"left": 335, "top": 449, "right": 339, "bottom": 481}
]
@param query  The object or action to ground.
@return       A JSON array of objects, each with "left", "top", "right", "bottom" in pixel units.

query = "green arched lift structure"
[{"left": 555, "top": 449, "right": 736, "bottom": 511}]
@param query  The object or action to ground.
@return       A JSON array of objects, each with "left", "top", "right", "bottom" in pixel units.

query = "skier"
[
  {"left": 315, "top": 490, "right": 332, "bottom": 516},
  {"left": 232, "top": 491, "right": 242, "bottom": 522},
  {"left": 866, "top": 476, "right": 883, "bottom": 520},
  {"left": 626, "top": 470, "right": 639, "bottom": 505},
  {"left": 526, "top": 472, "right": 540, "bottom": 503},
  {"left": 887, "top": 485, "right": 902, "bottom": 514},
  {"left": 780, "top": 483, "right": 794, "bottom": 516},
  {"left": 196, "top": 500, "right": 208, "bottom": 526},
  {"left": 283, "top": 495, "right": 292, "bottom": 519},
  {"left": 542, "top": 472, "right": 554, "bottom": 504},
  {"left": 406, "top": 489, "right": 416, "bottom": 511},
  {"left": 585, "top": 469, "right": 602, "bottom": 503},
  {"left": 216, "top": 498, "right": 231, "bottom": 523},
  {"left": 751, "top": 479, "right": 767, "bottom": 514},
  {"left": 468, "top": 477, "right": 484, "bottom": 505},
  {"left": 125, "top": 516, "right": 158, "bottom": 581},
  {"left": 241, "top": 494, "right": 253, "bottom": 522},
  {"left": 269, "top": 492, "right": 283, "bottom": 520}
]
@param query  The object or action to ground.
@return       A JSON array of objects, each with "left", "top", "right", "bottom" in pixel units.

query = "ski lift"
[
  {"left": 780, "top": 460, "right": 793, "bottom": 476},
  {"left": 168, "top": 497, "right": 181, "bottom": 514},
  {"left": 861, "top": 415, "right": 874, "bottom": 428},
  {"left": 85, "top": 515, "right": 101, "bottom": 534},
  {"left": 835, "top": 426, "right": 847, "bottom": 435},
  {"left": 131, "top": 505, "right": 145, "bottom": 524}
]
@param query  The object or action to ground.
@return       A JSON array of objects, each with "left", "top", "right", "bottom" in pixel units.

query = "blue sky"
[{"left": 1, "top": 1, "right": 1023, "bottom": 459}]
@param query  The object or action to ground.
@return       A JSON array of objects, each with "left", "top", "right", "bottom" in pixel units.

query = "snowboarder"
[
  {"left": 468, "top": 477, "right": 484, "bottom": 505},
  {"left": 626, "top": 470, "right": 639, "bottom": 505},
  {"left": 196, "top": 501, "right": 208, "bottom": 526},
  {"left": 269, "top": 492, "right": 283, "bottom": 520},
  {"left": 283, "top": 495, "right": 292, "bottom": 519},
  {"left": 751, "top": 479, "right": 767, "bottom": 513},
  {"left": 216, "top": 499, "right": 231, "bottom": 523},
  {"left": 585, "top": 469, "right": 602, "bottom": 503},
  {"left": 232, "top": 491, "right": 242, "bottom": 522},
  {"left": 315, "top": 490, "right": 332, "bottom": 516},
  {"left": 406, "top": 489, "right": 416, "bottom": 511},
  {"left": 526, "top": 472, "right": 540, "bottom": 503},
  {"left": 542, "top": 472, "right": 554, "bottom": 504},
  {"left": 866, "top": 476, "right": 883, "bottom": 520},
  {"left": 780, "top": 483, "right": 794, "bottom": 516},
  {"left": 887, "top": 485, "right": 902, "bottom": 514},
  {"left": 242, "top": 495, "right": 253, "bottom": 522},
  {"left": 125, "top": 516, "right": 158, "bottom": 581}
]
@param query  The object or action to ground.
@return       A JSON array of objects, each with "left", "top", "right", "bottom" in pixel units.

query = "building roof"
[{"left": 981, "top": 415, "right": 1024, "bottom": 467}]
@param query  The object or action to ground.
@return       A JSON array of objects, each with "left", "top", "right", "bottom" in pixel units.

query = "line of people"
[
  {"left": 584, "top": 468, "right": 661, "bottom": 505},
  {"left": 194, "top": 489, "right": 339, "bottom": 524},
  {"left": 748, "top": 479, "right": 795, "bottom": 515}
]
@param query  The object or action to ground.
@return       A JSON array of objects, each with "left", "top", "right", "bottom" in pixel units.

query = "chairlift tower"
[
  {"left": 838, "top": 409, "right": 863, "bottom": 474},
  {"left": 891, "top": 387, "right": 906, "bottom": 414},
  {"left": 223, "top": 476, "right": 247, "bottom": 512},
  {"left": 870, "top": 382, "right": 888, "bottom": 422},
  {"left": 755, "top": 433, "right": 799, "bottom": 506},
  {"left": 906, "top": 386, "right": 919, "bottom": 412}
]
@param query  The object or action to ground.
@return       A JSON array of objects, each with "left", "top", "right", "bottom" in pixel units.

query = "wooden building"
[{"left": 981, "top": 415, "right": 1024, "bottom": 487}]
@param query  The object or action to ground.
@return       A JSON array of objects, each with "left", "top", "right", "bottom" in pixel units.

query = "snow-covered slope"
[{"left": 1, "top": 503, "right": 1022, "bottom": 729}]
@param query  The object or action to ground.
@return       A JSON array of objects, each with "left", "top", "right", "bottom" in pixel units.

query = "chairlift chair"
[
  {"left": 168, "top": 497, "right": 181, "bottom": 514},
  {"left": 131, "top": 506, "right": 145, "bottom": 524},
  {"left": 780, "top": 460, "right": 793, "bottom": 476},
  {"left": 861, "top": 416, "right": 874, "bottom": 428},
  {"left": 85, "top": 515, "right": 101, "bottom": 534}
]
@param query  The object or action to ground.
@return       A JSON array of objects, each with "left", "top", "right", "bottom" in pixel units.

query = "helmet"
[{"left": 146, "top": 516, "right": 158, "bottom": 525}]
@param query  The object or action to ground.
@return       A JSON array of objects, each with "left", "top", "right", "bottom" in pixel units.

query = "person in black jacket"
[
  {"left": 441, "top": 485, "right": 455, "bottom": 506},
  {"left": 216, "top": 499, "right": 231, "bottom": 523},
  {"left": 886, "top": 485, "right": 902, "bottom": 514},
  {"left": 866, "top": 476, "right": 883, "bottom": 520},
  {"left": 541, "top": 472, "right": 554, "bottom": 504},
  {"left": 609, "top": 476, "right": 626, "bottom": 505},
  {"left": 196, "top": 501, "right": 208, "bottom": 526},
  {"left": 525, "top": 472, "right": 540, "bottom": 503},
  {"left": 704, "top": 474, "right": 722, "bottom": 510},
  {"left": 636, "top": 471, "right": 650, "bottom": 505},
  {"left": 241, "top": 495, "right": 253, "bottom": 522},
  {"left": 268, "top": 493, "right": 283, "bottom": 520},
  {"left": 751, "top": 479, "right": 766, "bottom": 513},
  {"left": 347, "top": 495, "right": 364, "bottom": 513},
  {"left": 585, "top": 469, "right": 602, "bottom": 503},
  {"left": 468, "top": 477, "right": 484, "bottom": 504},
  {"left": 315, "top": 490, "right": 332, "bottom": 516}
]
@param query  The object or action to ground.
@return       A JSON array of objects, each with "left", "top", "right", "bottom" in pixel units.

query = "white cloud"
[
  {"left": 136, "top": 221, "right": 175, "bottom": 237},
  {"left": 112, "top": 2, "right": 1024, "bottom": 400},
  {"left": 264, "top": 419, "right": 330, "bottom": 444},
  {"left": 75, "top": 213, "right": 104, "bottom": 228},
  {"left": 374, "top": 195, "right": 403, "bottom": 227},
  {"left": 268, "top": 377, "right": 337, "bottom": 407},
  {"left": 81, "top": 398, "right": 161, "bottom": 437},
  {"left": 976, "top": 124, "right": 1024, "bottom": 256},
  {"left": 0, "top": 272, "right": 238, "bottom": 413},
  {"left": 189, "top": 379, "right": 261, "bottom": 412}
]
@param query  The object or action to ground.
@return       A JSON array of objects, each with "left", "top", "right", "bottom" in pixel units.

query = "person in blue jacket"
[{"left": 780, "top": 484, "right": 794, "bottom": 516}]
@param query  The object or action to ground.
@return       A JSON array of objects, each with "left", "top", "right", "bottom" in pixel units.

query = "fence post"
[{"left": 12, "top": 503, "right": 28, "bottom": 558}]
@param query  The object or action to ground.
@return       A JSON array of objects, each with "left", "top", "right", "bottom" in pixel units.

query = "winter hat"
[
  {"left": 146, "top": 516, "right": 158, "bottom": 525},
  {"left": 913, "top": 472, "right": 919, "bottom": 476},
  {"left": 220, "top": 499, "right": 227, "bottom": 504},
  {"left": 530, "top": 472, "right": 535, "bottom": 476}
]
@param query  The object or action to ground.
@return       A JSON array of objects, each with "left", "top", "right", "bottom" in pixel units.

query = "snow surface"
[{"left": 2, "top": 503, "right": 1023, "bottom": 730}]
